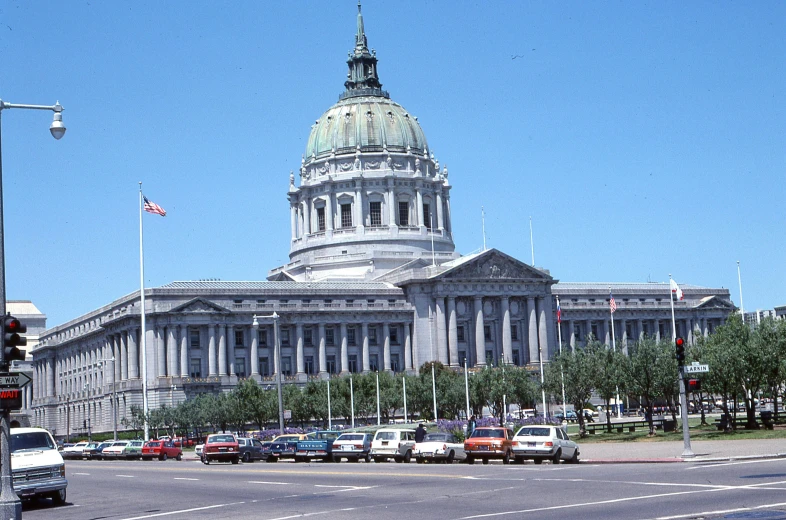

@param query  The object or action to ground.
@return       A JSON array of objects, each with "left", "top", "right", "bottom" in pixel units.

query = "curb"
[{"left": 583, "top": 453, "right": 786, "bottom": 464}]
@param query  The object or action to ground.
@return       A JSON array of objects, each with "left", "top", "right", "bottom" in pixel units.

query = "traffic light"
[
  {"left": 687, "top": 379, "right": 702, "bottom": 392},
  {"left": 675, "top": 337, "right": 686, "bottom": 365},
  {"left": 3, "top": 315, "right": 27, "bottom": 366}
]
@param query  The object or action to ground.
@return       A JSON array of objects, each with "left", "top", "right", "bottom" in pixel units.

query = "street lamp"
[
  {"left": 375, "top": 370, "right": 381, "bottom": 426},
  {"left": 97, "top": 357, "right": 118, "bottom": 441},
  {"left": 0, "top": 98, "right": 65, "bottom": 519},
  {"left": 253, "top": 314, "right": 284, "bottom": 433}
]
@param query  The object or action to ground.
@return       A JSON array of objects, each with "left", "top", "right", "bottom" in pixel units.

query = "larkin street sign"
[
  {"left": 0, "top": 372, "right": 31, "bottom": 409},
  {"left": 683, "top": 364, "right": 710, "bottom": 374}
]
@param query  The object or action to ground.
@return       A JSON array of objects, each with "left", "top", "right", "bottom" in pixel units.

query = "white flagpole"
[
  {"left": 139, "top": 182, "right": 150, "bottom": 441},
  {"left": 529, "top": 216, "right": 535, "bottom": 266},
  {"left": 736, "top": 261, "right": 744, "bottom": 318},
  {"left": 556, "top": 296, "right": 567, "bottom": 417},
  {"left": 481, "top": 206, "right": 487, "bottom": 251},
  {"left": 609, "top": 287, "right": 621, "bottom": 419}
]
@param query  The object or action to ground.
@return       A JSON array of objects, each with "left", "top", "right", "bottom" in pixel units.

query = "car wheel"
[
  {"left": 503, "top": 451, "right": 511, "bottom": 465},
  {"left": 482, "top": 458, "right": 489, "bottom": 465},
  {"left": 373, "top": 457, "right": 384, "bottom": 463},
  {"left": 176, "top": 453, "right": 182, "bottom": 461},
  {"left": 201, "top": 456, "right": 209, "bottom": 465},
  {"left": 161, "top": 453, "right": 168, "bottom": 462},
  {"left": 394, "top": 456, "right": 403, "bottom": 463},
  {"left": 515, "top": 456, "right": 525, "bottom": 464},
  {"left": 467, "top": 456, "right": 475, "bottom": 465},
  {"left": 534, "top": 458, "right": 543, "bottom": 465},
  {"left": 569, "top": 450, "right": 579, "bottom": 464},
  {"left": 50, "top": 488, "right": 67, "bottom": 506},
  {"left": 364, "top": 453, "right": 371, "bottom": 463},
  {"left": 231, "top": 457, "right": 240, "bottom": 464},
  {"left": 416, "top": 457, "right": 424, "bottom": 464},
  {"left": 403, "top": 450, "right": 412, "bottom": 463},
  {"left": 243, "top": 452, "right": 252, "bottom": 463},
  {"left": 552, "top": 449, "right": 561, "bottom": 465},
  {"left": 446, "top": 451, "right": 455, "bottom": 464}
]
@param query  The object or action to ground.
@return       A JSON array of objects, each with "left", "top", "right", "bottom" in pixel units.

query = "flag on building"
[
  {"left": 609, "top": 291, "right": 617, "bottom": 313},
  {"left": 670, "top": 279, "right": 684, "bottom": 301},
  {"left": 556, "top": 299, "right": 562, "bottom": 323},
  {"left": 143, "top": 196, "right": 167, "bottom": 216}
]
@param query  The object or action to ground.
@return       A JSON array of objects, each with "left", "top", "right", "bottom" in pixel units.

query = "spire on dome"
[{"left": 341, "top": 2, "right": 389, "bottom": 100}]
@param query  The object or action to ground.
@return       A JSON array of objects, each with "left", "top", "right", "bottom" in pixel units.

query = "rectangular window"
[
  {"left": 458, "top": 351, "right": 467, "bottom": 367},
  {"left": 349, "top": 354, "right": 358, "bottom": 373},
  {"left": 327, "top": 355, "right": 337, "bottom": 374},
  {"left": 235, "top": 358, "right": 246, "bottom": 378},
  {"left": 305, "top": 356, "right": 315, "bottom": 375},
  {"left": 341, "top": 203, "right": 353, "bottom": 228},
  {"left": 304, "top": 328, "right": 313, "bottom": 346},
  {"left": 511, "top": 325, "right": 518, "bottom": 341},
  {"left": 389, "top": 326, "right": 399, "bottom": 345},
  {"left": 484, "top": 325, "right": 492, "bottom": 341},
  {"left": 347, "top": 327, "right": 356, "bottom": 346},
  {"left": 325, "top": 328, "right": 335, "bottom": 346},
  {"left": 391, "top": 354, "right": 400, "bottom": 372},
  {"left": 423, "top": 203, "right": 431, "bottom": 229},
  {"left": 457, "top": 326, "right": 465, "bottom": 342},
  {"left": 369, "top": 326, "right": 378, "bottom": 345},
  {"left": 370, "top": 354, "right": 379, "bottom": 372},
  {"left": 317, "top": 207, "right": 326, "bottom": 231},
  {"left": 574, "top": 324, "right": 582, "bottom": 341},
  {"left": 190, "top": 330, "right": 200, "bottom": 349},
  {"left": 280, "top": 328, "right": 290, "bottom": 346},
  {"left": 512, "top": 350, "right": 520, "bottom": 366},
  {"left": 190, "top": 359, "right": 201, "bottom": 378},
  {"left": 281, "top": 356, "right": 292, "bottom": 376},
  {"left": 259, "top": 357, "right": 269, "bottom": 377},
  {"left": 234, "top": 330, "right": 244, "bottom": 347},
  {"left": 370, "top": 201, "right": 382, "bottom": 226},
  {"left": 591, "top": 323, "right": 599, "bottom": 339},
  {"left": 398, "top": 201, "right": 409, "bottom": 226},
  {"left": 259, "top": 329, "right": 268, "bottom": 347}
]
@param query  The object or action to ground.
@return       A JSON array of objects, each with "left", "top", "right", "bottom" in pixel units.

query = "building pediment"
[
  {"left": 170, "top": 298, "right": 231, "bottom": 314},
  {"left": 694, "top": 296, "right": 736, "bottom": 311},
  {"left": 438, "top": 249, "right": 554, "bottom": 282}
]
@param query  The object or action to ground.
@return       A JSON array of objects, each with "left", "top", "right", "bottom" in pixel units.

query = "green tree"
[
  {"left": 544, "top": 342, "right": 596, "bottom": 436},
  {"left": 622, "top": 337, "right": 672, "bottom": 434}
]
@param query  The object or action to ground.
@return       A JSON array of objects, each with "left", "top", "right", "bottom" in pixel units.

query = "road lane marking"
[
  {"left": 116, "top": 474, "right": 135, "bottom": 478},
  {"left": 73, "top": 472, "right": 90, "bottom": 475},
  {"left": 119, "top": 501, "right": 246, "bottom": 519},
  {"left": 267, "top": 507, "right": 358, "bottom": 520},
  {"left": 249, "top": 480, "right": 292, "bottom": 485},
  {"left": 689, "top": 458, "right": 786, "bottom": 469},
  {"left": 651, "top": 500, "right": 786, "bottom": 520},
  {"left": 314, "top": 485, "right": 355, "bottom": 488},
  {"left": 173, "top": 477, "right": 199, "bottom": 481}
]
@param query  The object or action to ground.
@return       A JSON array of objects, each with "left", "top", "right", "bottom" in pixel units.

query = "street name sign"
[{"left": 683, "top": 364, "right": 709, "bottom": 374}]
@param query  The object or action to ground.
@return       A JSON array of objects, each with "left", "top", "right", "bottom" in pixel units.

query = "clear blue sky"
[{"left": 1, "top": 1, "right": 783, "bottom": 328}]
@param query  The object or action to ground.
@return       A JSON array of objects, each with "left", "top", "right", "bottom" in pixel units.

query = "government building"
[{"left": 28, "top": 6, "right": 734, "bottom": 438}]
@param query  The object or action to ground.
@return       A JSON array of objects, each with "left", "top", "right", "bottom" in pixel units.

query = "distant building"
[
  {"left": 7, "top": 300, "right": 46, "bottom": 426},
  {"left": 29, "top": 6, "right": 735, "bottom": 437},
  {"left": 776, "top": 306, "right": 786, "bottom": 321},
  {"left": 743, "top": 309, "right": 778, "bottom": 327}
]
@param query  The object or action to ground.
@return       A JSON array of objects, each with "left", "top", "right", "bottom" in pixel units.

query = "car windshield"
[
  {"left": 516, "top": 428, "right": 551, "bottom": 437},
  {"left": 146, "top": 441, "right": 161, "bottom": 447},
  {"left": 276, "top": 435, "right": 298, "bottom": 442},
  {"left": 375, "top": 431, "right": 397, "bottom": 441},
  {"left": 337, "top": 434, "right": 364, "bottom": 441},
  {"left": 11, "top": 432, "right": 55, "bottom": 453},
  {"left": 209, "top": 435, "right": 235, "bottom": 443},
  {"left": 112, "top": 442, "right": 128, "bottom": 447},
  {"left": 471, "top": 429, "right": 505, "bottom": 439},
  {"left": 423, "top": 433, "right": 449, "bottom": 442}
]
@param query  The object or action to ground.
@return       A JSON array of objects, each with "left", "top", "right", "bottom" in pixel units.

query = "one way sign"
[{"left": 0, "top": 372, "right": 32, "bottom": 388}]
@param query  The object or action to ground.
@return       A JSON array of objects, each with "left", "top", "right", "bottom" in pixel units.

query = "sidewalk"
[{"left": 580, "top": 438, "right": 786, "bottom": 463}]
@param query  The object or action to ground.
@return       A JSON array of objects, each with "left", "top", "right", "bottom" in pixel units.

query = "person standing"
[
  {"left": 467, "top": 415, "right": 477, "bottom": 438},
  {"left": 415, "top": 423, "right": 427, "bottom": 443}
]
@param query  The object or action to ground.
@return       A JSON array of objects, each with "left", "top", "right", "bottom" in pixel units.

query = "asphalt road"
[{"left": 21, "top": 457, "right": 786, "bottom": 520}]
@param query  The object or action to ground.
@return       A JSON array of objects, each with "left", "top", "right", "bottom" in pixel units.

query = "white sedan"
[
  {"left": 413, "top": 432, "right": 466, "bottom": 464},
  {"left": 100, "top": 440, "right": 130, "bottom": 459},
  {"left": 511, "top": 425, "right": 580, "bottom": 464}
]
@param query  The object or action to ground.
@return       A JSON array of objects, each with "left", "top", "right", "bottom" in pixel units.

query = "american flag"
[
  {"left": 609, "top": 291, "right": 617, "bottom": 314},
  {"left": 143, "top": 196, "right": 167, "bottom": 217}
]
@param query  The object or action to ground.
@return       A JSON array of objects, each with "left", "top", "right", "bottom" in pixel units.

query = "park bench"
[{"left": 585, "top": 419, "right": 664, "bottom": 434}]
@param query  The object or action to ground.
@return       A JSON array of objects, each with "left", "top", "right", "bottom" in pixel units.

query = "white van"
[
  {"left": 370, "top": 428, "right": 416, "bottom": 463},
  {"left": 10, "top": 427, "right": 68, "bottom": 505}
]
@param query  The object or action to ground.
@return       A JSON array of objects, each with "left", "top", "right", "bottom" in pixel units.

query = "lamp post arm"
[{"left": 0, "top": 100, "right": 63, "bottom": 112}]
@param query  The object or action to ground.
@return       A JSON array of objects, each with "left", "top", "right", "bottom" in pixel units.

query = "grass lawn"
[{"left": 567, "top": 417, "right": 786, "bottom": 443}]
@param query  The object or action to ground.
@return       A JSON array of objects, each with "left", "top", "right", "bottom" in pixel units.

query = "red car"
[
  {"left": 141, "top": 440, "right": 183, "bottom": 461},
  {"left": 201, "top": 434, "right": 239, "bottom": 465}
]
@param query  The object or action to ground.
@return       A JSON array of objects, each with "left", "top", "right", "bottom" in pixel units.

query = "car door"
[{"left": 555, "top": 428, "right": 572, "bottom": 459}]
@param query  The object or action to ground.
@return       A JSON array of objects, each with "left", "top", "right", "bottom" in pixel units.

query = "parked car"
[
  {"left": 266, "top": 434, "right": 308, "bottom": 462},
  {"left": 195, "top": 443, "right": 204, "bottom": 457},
  {"left": 122, "top": 440, "right": 145, "bottom": 460},
  {"left": 81, "top": 442, "right": 106, "bottom": 460},
  {"left": 201, "top": 433, "right": 239, "bottom": 464},
  {"left": 554, "top": 411, "right": 578, "bottom": 422},
  {"left": 90, "top": 441, "right": 114, "bottom": 460},
  {"left": 464, "top": 426, "right": 514, "bottom": 465},
  {"left": 10, "top": 427, "right": 68, "bottom": 505},
  {"left": 413, "top": 432, "right": 466, "bottom": 464},
  {"left": 512, "top": 424, "right": 580, "bottom": 464},
  {"left": 61, "top": 441, "right": 90, "bottom": 460},
  {"left": 331, "top": 433, "right": 372, "bottom": 462},
  {"left": 237, "top": 437, "right": 266, "bottom": 462},
  {"left": 370, "top": 428, "right": 416, "bottom": 463},
  {"left": 101, "top": 441, "right": 130, "bottom": 459},
  {"left": 295, "top": 431, "right": 341, "bottom": 462},
  {"left": 142, "top": 440, "right": 183, "bottom": 461}
]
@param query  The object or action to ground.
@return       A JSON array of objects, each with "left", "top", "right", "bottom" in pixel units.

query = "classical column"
[
  {"left": 120, "top": 331, "right": 129, "bottom": 380},
  {"left": 355, "top": 185, "right": 364, "bottom": 230},
  {"left": 654, "top": 319, "right": 661, "bottom": 341},
  {"left": 290, "top": 204, "right": 297, "bottom": 240},
  {"left": 218, "top": 325, "right": 227, "bottom": 376},
  {"left": 126, "top": 328, "right": 137, "bottom": 379},
  {"left": 340, "top": 323, "right": 349, "bottom": 373},
  {"left": 568, "top": 320, "right": 576, "bottom": 350},
  {"left": 637, "top": 319, "right": 644, "bottom": 340},
  {"left": 387, "top": 183, "right": 396, "bottom": 227},
  {"left": 112, "top": 335, "right": 121, "bottom": 383},
  {"left": 436, "top": 190, "right": 444, "bottom": 230},
  {"left": 296, "top": 323, "right": 305, "bottom": 375},
  {"left": 501, "top": 296, "right": 512, "bottom": 364},
  {"left": 47, "top": 358, "right": 55, "bottom": 397},
  {"left": 620, "top": 318, "right": 628, "bottom": 345},
  {"left": 167, "top": 326, "right": 178, "bottom": 377},
  {"left": 474, "top": 296, "right": 485, "bottom": 366},
  {"left": 303, "top": 199, "right": 311, "bottom": 235},
  {"left": 382, "top": 322, "right": 391, "bottom": 371},
  {"left": 250, "top": 324, "right": 259, "bottom": 376},
  {"left": 447, "top": 297, "right": 458, "bottom": 366},
  {"left": 435, "top": 297, "right": 448, "bottom": 364},
  {"left": 702, "top": 318, "right": 708, "bottom": 337},
  {"left": 361, "top": 322, "right": 370, "bottom": 372},
  {"left": 416, "top": 188, "right": 424, "bottom": 227},
  {"left": 208, "top": 324, "right": 217, "bottom": 376},
  {"left": 527, "top": 297, "right": 538, "bottom": 363},
  {"left": 604, "top": 320, "right": 611, "bottom": 346},
  {"left": 227, "top": 325, "right": 236, "bottom": 376},
  {"left": 318, "top": 323, "right": 327, "bottom": 374},
  {"left": 326, "top": 186, "right": 334, "bottom": 231},
  {"left": 180, "top": 325, "right": 189, "bottom": 377},
  {"left": 537, "top": 297, "right": 548, "bottom": 362},
  {"left": 404, "top": 323, "right": 412, "bottom": 371}
]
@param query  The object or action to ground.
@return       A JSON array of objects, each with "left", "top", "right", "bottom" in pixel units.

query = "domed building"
[{"left": 27, "top": 5, "right": 734, "bottom": 438}]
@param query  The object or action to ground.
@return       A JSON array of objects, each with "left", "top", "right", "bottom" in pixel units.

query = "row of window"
[
  {"left": 311, "top": 201, "right": 437, "bottom": 231},
  {"left": 187, "top": 353, "right": 402, "bottom": 378},
  {"left": 189, "top": 325, "right": 403, "bottom": 349}
]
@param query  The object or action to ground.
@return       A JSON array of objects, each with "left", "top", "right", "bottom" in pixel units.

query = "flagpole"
[
  {"left": 529, "top": 216, "right": 535, "bottom": 266},
  {"left": 139, "top": 182, "right": 150, "bottom": 441},
  {"left": 670, "top": 274, "right": 694, "bottom": 458},
  {"left": 736, "top": 261, "right": 744, "bottom": 318},
  {"left": 609, "top": 288, "right": 621, "bottom": 419},
  {"left": 556, "top": 296, "right": 567, "bottom": 417},
  {"left": 481, "top": 206, "right": 486, "bottom": 251}
]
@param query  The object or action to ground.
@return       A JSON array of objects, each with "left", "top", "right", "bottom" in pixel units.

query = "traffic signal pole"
[{"left": 669, "top": 274, "right": 694, "bottom": 459}]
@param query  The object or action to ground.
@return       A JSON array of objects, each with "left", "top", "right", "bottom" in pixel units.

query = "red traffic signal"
[
  {"left": 687, "top": 379, "right": 702, "bottom": 392},
  {"left": 675, "top": 337, "right": 686, "bottom": 365},
  {"left": 3, "top": 315, "right": 27, "bottom": 365}
]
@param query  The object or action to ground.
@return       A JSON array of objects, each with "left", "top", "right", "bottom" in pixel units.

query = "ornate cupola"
[{"left": 269, "top": 3, "right": 459, "bottom": 283}]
